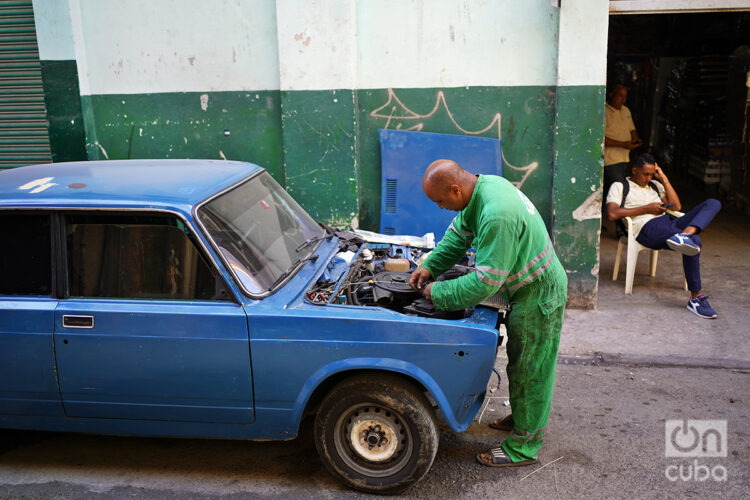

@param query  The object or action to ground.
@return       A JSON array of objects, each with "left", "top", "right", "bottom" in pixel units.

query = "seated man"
[{"left": 606, "top": 153, "right": 721, "bottom": 319}]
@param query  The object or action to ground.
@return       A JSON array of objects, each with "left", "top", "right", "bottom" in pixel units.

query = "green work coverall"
[{"left": 421, "top": 175, "right": 567, "bottom": 462}]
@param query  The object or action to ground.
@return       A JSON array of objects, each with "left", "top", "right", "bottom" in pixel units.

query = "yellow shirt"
[{"left": 604, "top": 103, "right": 636, "bottom": 166}]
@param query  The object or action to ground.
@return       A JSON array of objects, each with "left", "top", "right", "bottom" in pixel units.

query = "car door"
[
  {"left": 0, "top": 211, "right": 63, "bottom": 417},
  {"left": 54, "top": 211, "right": 253, "bottom": 424}
]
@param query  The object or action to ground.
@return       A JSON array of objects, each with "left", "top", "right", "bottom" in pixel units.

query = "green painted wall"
[
  {"left": 75, "top": 86, "right": 559, "bottom": 233},
  {"left": 69, "top": 85, "right": 591, "bottom": 236},
  {"left": 552, "top": 85, "right": 605, "bottom": 308},
  {"left": 280, "top": 89, "right": 359, "bottom": 226},
  {"left": 79, "top": 91, "right": 285, "bottom": 183},
  {"left": 39, "top": 60, "right": 87, "bottom": 163}
]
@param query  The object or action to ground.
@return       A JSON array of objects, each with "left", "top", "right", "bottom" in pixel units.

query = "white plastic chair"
[{"left": 612, "top": 214, "right": 688, "bottom": 295}]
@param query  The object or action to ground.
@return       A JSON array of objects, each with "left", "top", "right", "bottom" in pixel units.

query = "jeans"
[{"left": 636, "top": 199, "right": 721, "bottom": 291}]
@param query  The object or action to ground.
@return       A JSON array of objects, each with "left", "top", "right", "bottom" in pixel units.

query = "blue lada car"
[{"left": 0, "top": 160, "right": 505, "bottom": 493}]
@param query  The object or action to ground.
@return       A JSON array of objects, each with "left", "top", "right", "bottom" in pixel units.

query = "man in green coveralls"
[{"left": 409, "top": 159, "right": 567, "bottom": 467}]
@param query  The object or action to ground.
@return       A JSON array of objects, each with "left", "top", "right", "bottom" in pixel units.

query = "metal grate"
[
  {"left": 0, "top": 0, "right": 52, "bottom": 169},
  {"left": 384, "top": 178, "right": 397, "bottom": 214},
  {"left": 480, "top": 290, "right": 510, "bottom": 316}
]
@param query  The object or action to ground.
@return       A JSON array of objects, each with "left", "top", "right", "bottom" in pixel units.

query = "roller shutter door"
[{"left": 0, "top": 0, "right": 52, "bottom": 169}]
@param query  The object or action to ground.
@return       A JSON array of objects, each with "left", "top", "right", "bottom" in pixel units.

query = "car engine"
[{"left": 306, "top": 232, "right": 507, "bottom": 321}]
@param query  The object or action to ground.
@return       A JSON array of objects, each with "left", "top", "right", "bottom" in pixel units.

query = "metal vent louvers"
[{"left": 384, "top": 178, "right": 397, "bottom": 214}]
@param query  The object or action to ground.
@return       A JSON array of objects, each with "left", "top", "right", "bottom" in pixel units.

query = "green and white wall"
[{"left": 32, "top": 0, "right": 608, "bottom": 307}]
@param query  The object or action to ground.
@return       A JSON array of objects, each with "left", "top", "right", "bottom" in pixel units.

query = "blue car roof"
[{"left": 0, "top": 160, "right": 262, "bottom": 213}]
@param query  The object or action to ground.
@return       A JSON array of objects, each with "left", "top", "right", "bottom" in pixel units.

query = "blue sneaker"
[
  {"left": 687, "top": 295, "right": 717, "bottom": 319},
  {"left": 667, "top": 233, "right": 701, "bottom": 256}
]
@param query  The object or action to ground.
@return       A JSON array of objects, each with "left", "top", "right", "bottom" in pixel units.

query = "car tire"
[{"left": 314, "top": 373, "right": 438, "bottom": 494}]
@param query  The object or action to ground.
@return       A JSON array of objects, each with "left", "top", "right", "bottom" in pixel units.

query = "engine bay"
[{"left": 306, "top": 231, "right": 507, "bottom": 321}]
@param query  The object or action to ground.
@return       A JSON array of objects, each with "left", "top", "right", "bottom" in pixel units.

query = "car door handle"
[{"left": 62, "top": 315, "right": 94, "bottom": 328}]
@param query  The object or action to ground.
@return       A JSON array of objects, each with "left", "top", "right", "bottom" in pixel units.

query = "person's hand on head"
[{"left": 653, "top": 163, "right": 666, "bottom": 182}]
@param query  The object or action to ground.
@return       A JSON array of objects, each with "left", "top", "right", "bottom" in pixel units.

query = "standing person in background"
[{"left": 603, "top": 84, "right": 642, "bottom": 222}]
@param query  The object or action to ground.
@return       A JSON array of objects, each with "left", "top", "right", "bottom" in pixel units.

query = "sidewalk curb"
[{"left": 557, "top": 352, "right": 750, "bottom": 371}]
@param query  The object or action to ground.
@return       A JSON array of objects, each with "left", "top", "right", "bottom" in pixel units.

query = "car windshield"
[{"left": 197, "top": 171, "right": 323, "bottom": 294}]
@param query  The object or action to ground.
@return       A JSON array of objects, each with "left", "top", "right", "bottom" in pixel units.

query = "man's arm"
[
  {"left": 605, "top": 136, "right": 630, "bottom": 148},
  {"left": 604, "top": 137, "right": 643, "bottom": 149},
  {"left": 604, "top": 136, "right": 641, "bottom": 150},
  {"left": 629, "top": 129, "right": 643, "bottom": 148},
  {"left": 627, "top": 109, "right": 642, "bottom": 147},
  {"left": 411, "top": 215, "right": 472, "bottom": 291},
  {"left": 654, "top": 163, "right": 681, "bottom": 211},
  {"left": 607, "top": 201, "right": 666, "bottom": 221},
  {"left": 426, "top": 216, "right": 515, "bottom": 311}
]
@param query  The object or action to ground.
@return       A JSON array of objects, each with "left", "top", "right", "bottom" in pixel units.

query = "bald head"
[{"left": 422, "top": 159, "right": 477, "bottom": 211}]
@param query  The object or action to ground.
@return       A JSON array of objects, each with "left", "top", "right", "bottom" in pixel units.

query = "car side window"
[
  {"left": 65, "top": 213, "right": 231, "bottom": 301},
  {"left": 0, "top": 212, "right": 52, "bottom": 296}
]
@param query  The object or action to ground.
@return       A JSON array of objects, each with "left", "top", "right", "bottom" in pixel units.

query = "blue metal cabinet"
[
  {"left": 378, "top": 129, "right": 502, "bottom": 237},
  {"left": 53, "top": 299, "right": 253, "bottom": 423}
]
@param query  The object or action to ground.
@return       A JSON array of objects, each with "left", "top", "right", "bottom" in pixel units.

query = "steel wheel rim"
[{"left": 333, "top": 402, "right": 413, "bottom": 477}]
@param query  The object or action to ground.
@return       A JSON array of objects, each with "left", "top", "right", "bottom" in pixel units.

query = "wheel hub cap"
[{"left": 348, "top": 413, "right": 400, "bottom": 462}]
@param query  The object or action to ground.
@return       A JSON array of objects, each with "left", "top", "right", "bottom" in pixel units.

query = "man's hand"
[
  {"left": 626, "top": 139, "right": 642, "bottom": 150},
  {"left": 653, "top": 163, "right": 667, "bottom": 182},
  {"left": 643, "top": 201, "right": 667, "bottom": 215},
  {"left": 423, "top": 282, "right": 433, "bottom": 303},
  {"left": 409, "top": 267, "right": 431, "bottom": 292}
]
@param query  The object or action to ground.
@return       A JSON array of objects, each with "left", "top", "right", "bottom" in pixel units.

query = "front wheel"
[{"left": 314, "top": 374, "right": 439, "bottom": 494}]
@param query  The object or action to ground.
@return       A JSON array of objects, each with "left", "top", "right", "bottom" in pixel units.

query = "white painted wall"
[
  {"left": 355, "top": 0, "right": 560, "bottom": 89},
  {"left": 33, "top": 0, "right": 76, "bottom": 60},
  {"left": 70, "top": 0, "right": 280, "bottom": 95},
  {"left": 275, "top": 0, "right": 357, "bottom": 91},
  {"left": 47, "top": 0, "right": 609, "bottom": 95},
  {"left": 558, "top": 0, "right": 609, "bottom": 86}
]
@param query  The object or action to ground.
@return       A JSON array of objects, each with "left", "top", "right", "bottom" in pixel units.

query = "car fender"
[{"left": 291, "top": 356, "right": 471, "bottom": 433}]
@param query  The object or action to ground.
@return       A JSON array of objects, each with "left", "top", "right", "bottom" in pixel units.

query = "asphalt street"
[{"left": 0, "top": 361, "right": 748, "bottom": 500}]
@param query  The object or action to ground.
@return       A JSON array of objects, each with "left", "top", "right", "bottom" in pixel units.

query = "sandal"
[
  {"left": 476, "top": 447, "right": 537, "bottom": 468},
  {"left": 488, "top": 414, "right": 513, "bottom": 431}
]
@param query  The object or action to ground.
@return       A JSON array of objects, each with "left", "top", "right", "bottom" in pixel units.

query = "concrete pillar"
[
  {"left": 551, "top": 0, "right": 610, "bottom": 307},
  {"left": 275, "top": 0, "right": 360, "bottom": 227}
]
